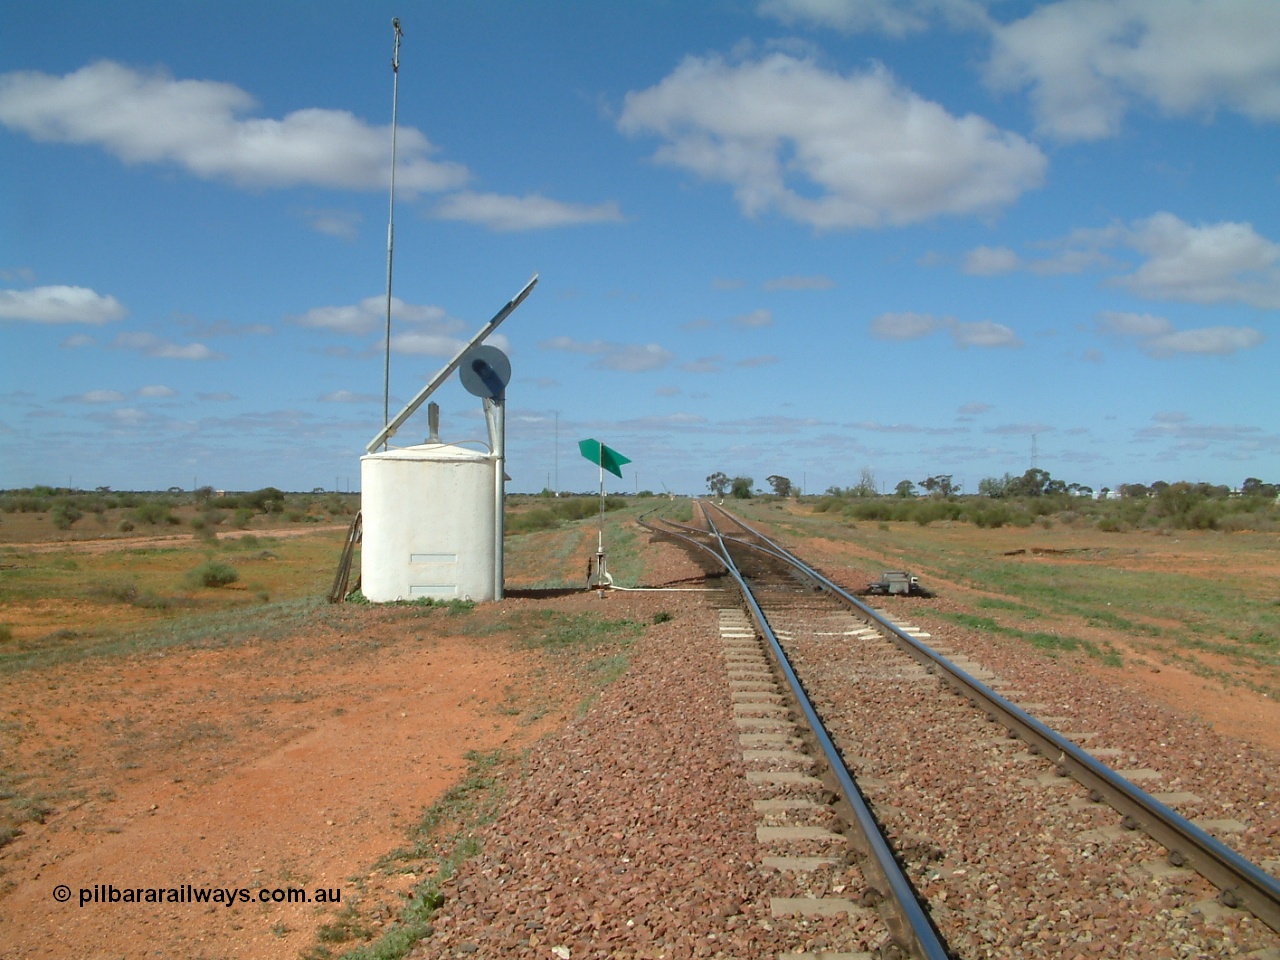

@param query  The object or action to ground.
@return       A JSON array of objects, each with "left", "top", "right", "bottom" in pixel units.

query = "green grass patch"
[
  {"left": 938, "top": 612, "right": 1000, "bottom": 632},
  {"left": 516, "top": 611, "right": 644, "bottom": 653},
  {"left": 345, "top": 592, "right": 475, "bottom": 615}
]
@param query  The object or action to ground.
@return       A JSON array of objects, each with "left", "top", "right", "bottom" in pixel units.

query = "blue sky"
[{"left": 2, "top": 0, "right": 1278, "bottom": 496}]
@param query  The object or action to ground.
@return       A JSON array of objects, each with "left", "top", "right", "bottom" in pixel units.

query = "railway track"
[{"left": 640, "top": 500, "right": 1280, "bottom": 959}]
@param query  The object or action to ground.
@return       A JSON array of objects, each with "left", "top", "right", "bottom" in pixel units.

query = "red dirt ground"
[{"left": 0, "top": 604, "right": 584, "bottom": 960}]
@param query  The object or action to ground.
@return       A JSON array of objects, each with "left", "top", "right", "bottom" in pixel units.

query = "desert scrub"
[{"left": 186, "top": 561, "right": 239, "bottom": 588}]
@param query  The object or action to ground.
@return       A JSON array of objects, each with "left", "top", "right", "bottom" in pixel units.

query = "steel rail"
[
  {"left": 640, "top": 504, "right": 952, "bottom": 960},
  {"left": 688, "top": 500, "right": 1280, "bottom": 936}
]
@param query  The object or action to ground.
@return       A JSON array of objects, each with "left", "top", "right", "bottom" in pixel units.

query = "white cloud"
[
  {"left": 1117, "top": 213, "right": 1280, "bottom": 308},
  {"left": 870, "top": 311, "right": 1021, "bottom": 348},
  {"left": 0, "top": 60, "right": 468, "bottom": 191},
  {"left": 1025, "top": 213, "right": 1280, "bottom": 307},
  {"left": 618, "top": 53, "right": 1045, "bottom": 229},
  {"left": 432, "top": 192, "right": 624, "bottom": 231},
  {"left": 730, "top": 308, "right": 773, "bottom": 328},
  {"left": 763, "top": 274, "right": 835, "bottom": 291},
  {"left": 60, "top": 333, "right": 96, "bottom": 348},
  {"left": 110, "top": 331, "right": 224, "bottom": 360},
  {"left": 987, "top": 0, "right": 1280, "bottom": 141},
  {"left": 963, "top": 245, "right": 1020, "bottom": 276},
  {"left": 869, "top": 312, "right": 941, "bottom": 340},
  {"left": 137, "top": 384, "right": 177, "bottom": 398},
  {"left": 1, "top": 266, "right": 36, "bottom": 283},
  {"left": 958, "top": 401, "right": 993, "bottom": 415},
  {"left": 0, "top": 285, "right": 126, "bottom": 324},
  {"left": 539, "top": 337, "right": 674, "bottom": 372},
  {"left": 737, "top": 355, "right": 780, "bottom": 367},
  {"left": 290, "top": 295, "right": 455, "bottom": 337},
  {"left": 1097, "top": 311, "right": 1264, "bottom": 358},
  {"left": 952, "top": 319, "right": 1021, "bottom": 349},
  {"left": 1149, "top": 327, "right": 1265, "bottom": 358}
]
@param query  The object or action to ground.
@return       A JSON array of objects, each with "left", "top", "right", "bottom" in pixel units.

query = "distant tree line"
[
  {"left": 0, "top": 486, "right": 358, "bottom": 533},
  {"left": 807, "top": 468, "right": 1279, "bottom": 532}
]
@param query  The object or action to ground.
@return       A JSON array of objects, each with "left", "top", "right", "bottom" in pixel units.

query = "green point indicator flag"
[{"left": 578, "top": 438, "right": 631, "bottom": 479}]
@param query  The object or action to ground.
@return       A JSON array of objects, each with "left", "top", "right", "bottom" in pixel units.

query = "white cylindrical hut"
[{"left": 360, "top": 442, "right": 497, "bottom": 602}]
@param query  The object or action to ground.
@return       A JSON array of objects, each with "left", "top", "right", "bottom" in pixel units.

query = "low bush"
[
  {"left": 505, "top": 496, "right": 627, "bottom": 535},
  {"left": 132, "top": 502, "right": 174, "bottom": 525},
  {"left": 187, "top": 561, "right": 239, "bottom": 588},
  {"left": 50, "top": 503, "right": 83, "bottom": 530},
  {"left": 969, "top": 504, "right": 1011, "bottom": 528}
]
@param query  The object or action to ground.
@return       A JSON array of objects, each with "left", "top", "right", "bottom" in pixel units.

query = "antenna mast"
[{"left": 382, "top": 17, "right": 404, "bottom": 447}]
